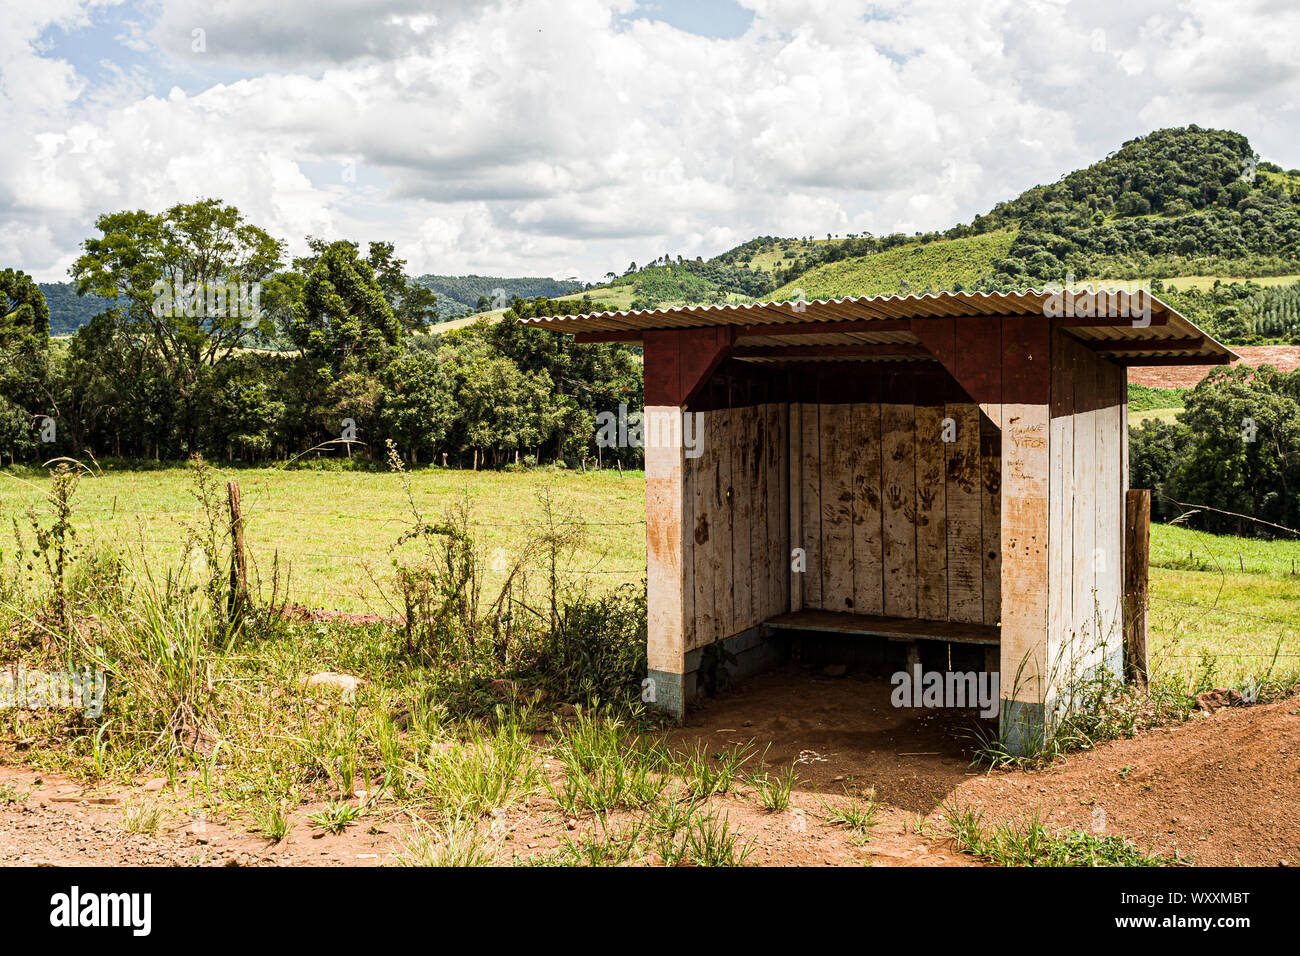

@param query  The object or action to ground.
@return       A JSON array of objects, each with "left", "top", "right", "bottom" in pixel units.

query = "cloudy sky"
[{"left": 3, "top": 0, "right": 1298, "bottom": 283}]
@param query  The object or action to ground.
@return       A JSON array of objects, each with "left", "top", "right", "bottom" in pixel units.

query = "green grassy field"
[
  {"left": 1, "top": 464, "right": 646, "bottom": 613},
  {"left": 5, "top": 465, "right": 1296, "bottom": 690},
  {"left": 1147, "top": 523, "right": 1300, "bottom": 688},
  {"left": 728, "top": 237, "right": 836, "bottom": 273},
  {"left": 1161, "top": 273, "right": 1300, "bottom": 292},
  {"left": 770, "top": 230, "right": 1017, "bottom": 300},
  {"left": 1129, "top": 407, "right": 1181, "bottom": 426}
]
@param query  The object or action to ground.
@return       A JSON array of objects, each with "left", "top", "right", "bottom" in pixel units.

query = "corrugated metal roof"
[{"left": 518, "top": 289, "right": 1238, "bottom": 366}]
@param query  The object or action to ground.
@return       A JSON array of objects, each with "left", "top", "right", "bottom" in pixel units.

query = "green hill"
[
  {"left": 558, "top": 256, "right": 773, "bottom": 312},
  {"left": 770, "top": 231, "right": 1016, "bottom": 300},
  {"left": 967, "top": 126, "right": 1300, "bottom": 288},
  {"left": 39, "top": 282, "right": 113, "bottom": 336}
]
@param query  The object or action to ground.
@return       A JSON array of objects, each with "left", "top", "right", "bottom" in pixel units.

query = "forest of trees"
[
  {"left": 1156, "top": 278, "right": 1300, "bottom": 345},
  {"left": 0, "top": 200, "right": 642, "bottom": 468},
  {"left": 1130, "top": 364, "right": 1300, "bottom": 532}
]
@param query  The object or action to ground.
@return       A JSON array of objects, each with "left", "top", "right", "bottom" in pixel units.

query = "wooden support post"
[
  {"left": 645, "top": 407, "right": 689, "bottom": 719},
  {"left": 1124, "top": 488, "right": 1151, "bottom": 684},
  {"left": 227, "top": 479, "right": 250, "bottom": 621}
]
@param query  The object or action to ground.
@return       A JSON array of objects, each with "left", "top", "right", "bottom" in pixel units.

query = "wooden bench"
[{"left": 763, "top": 610, "right": 1000, "bottom": 671}]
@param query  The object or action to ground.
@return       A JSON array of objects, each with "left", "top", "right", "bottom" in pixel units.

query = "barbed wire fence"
[{"left": 0, "top": 468, "right": 652, "bottom": 619}]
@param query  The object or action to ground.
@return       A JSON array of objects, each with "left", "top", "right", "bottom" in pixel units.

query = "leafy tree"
[
  {"left": 1128, "top": 418, "right": 1192, "bottom": 519},
  {"left": 0, "top": 270, "right": 51, "bottom": 460},
  {"left": 1, "top": 268, "right": 51, "bottom": 349},
  {"left": 289, "top": 240, "right": 400, "bottom": 374},
  {"left": 196, "top": 353, "right": 288, "bottom": 460},
  {"left": 379, "top": 350, "right": 455, "bottom": 463},
  {"left": 70, "top": 199, "right": 283, "bottom": 452},
  {"left": 1167, "top": 365, "right": 1300, "bottom": 531},
  {"left": 295, "top": 238, "right": 437, "bottom": 333},
  {"left": 457, "top": 355, "right": 556, "bottom": 466},
  {"left": 1134, "top": 365, "right": 1300, "bottom": 531}
]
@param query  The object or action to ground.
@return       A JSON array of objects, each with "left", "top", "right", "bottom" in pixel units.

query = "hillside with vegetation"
[
  {"left": 969, "top": 126, "right": 1300, "bottom": 288},
  {"left": 1156, "top": 278, "right": 1300, "bottom": 345},
  {"left": 39, "top": 281, "right": 113, "bottom": 335},
  {"left": 556, "top": 255, "right": 773, "bottom": 312},
  {"left": 770, "top": 231, "right": 1016, "bottom": 300},
  {"left": 415, "top": 274, "right": 584, "bottom": 318}
]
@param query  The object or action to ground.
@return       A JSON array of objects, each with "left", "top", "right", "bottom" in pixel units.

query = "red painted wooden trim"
[
  {"left": 642, "top": 327, "right": 736, "bottom": 406},
  {"left": 1000, "top": 315, "right": 1052, "bottom": 405},
  {"left": 1054, "top": 314, "right": 1169, "bottom": 328},
  {"left": 732, "top": 344, "right": 929, "bottom": 359},
  {"left": 1094, "top": 337, "right": 1204, "bottom": 352}
]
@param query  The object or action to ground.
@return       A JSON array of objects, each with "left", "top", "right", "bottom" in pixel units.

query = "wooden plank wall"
[
  {"left": 1048, "top": 332, "right": 1127, "bottom": 683},
  {"left": 684, "top": 402, "right": 790, "bottom": 650},
  {"left": 795, "top": 400, "right": 1000, "bottom": 625}
]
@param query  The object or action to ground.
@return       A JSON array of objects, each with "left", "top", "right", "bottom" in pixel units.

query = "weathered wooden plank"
[
  {"left": 999, "top": 403, "right": 1050, "bottom": 704},
  {"left": 851, "top": 403, "right": 884, "bottom": 616},
  {"left": 789, "top": 402, "right": 803, "bottom": 612},
  {"left": 1073, "top": 351, "right": 1097, "bottom": 657},
  {"left": 644, "top": 407, "right": 686, "bottom": 679},
  {"left": 754, "top": 402, "right": 770, "bottom": 623},
  {"left": 800, "top": 402, "right": 823, "bottom": 609},
  {"left": 1048, "top": 334, "right": 1073, "bottom": 666},
  {"left": 914, "top": 404, "right": 948, "bottom": 620},
  {"left": 692, "top": 408, "right": 716, "bottom": 647},
  {"left": 770, "top": 402, "right": 789, "bottom": 618},
  {"left": 944, "top": 403, "right": 983, "bottom": 623},
  {"left": 979, "top": 413, "right": 1001, "bottom": 626},
  {"left": 881, "top": 403, "right": 917, "bottom": 618},
  {"left": 1000, "top": 319, "right": 1053, "bottom": 702},
  {"left": 731, "top": 404, "right": 753, "bottom": 632},
  {"left": 1096, "top": 390, "right": 1124, "bottom": 658},
  {"left": 715, "top": 406, "right": 735, "bottom": 636},
  {"left": 820, "top": 403, "right": 856, "bottom": 611},
  {"left": 750, "top": 403, "right": 769, "bottom": 626},
  {"left": 767, "top": 609, "right": 999, "bottom": 645},
  {"left": 1120, "top": 369, "right": 1130, "bottom": 494},
  {"left": 681, "top": 429, "right": 696, "bottom": 651}
]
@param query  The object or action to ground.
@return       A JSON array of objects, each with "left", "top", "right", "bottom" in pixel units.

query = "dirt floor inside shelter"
[{"left": 2, "top": 668, "right": 1297, "bottom": 867}]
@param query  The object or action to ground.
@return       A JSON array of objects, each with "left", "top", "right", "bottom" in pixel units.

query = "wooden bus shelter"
[{"left": 522, "top": 290, "right": 1235, "bottom": 751}]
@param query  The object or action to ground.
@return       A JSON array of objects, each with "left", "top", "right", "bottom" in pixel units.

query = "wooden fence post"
[
  {"left": 227, "top": 479, "right": 250, "bottom": 621},
  {"left": 1124, "top": 488, "right": 1150, "bottom": 684}
]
